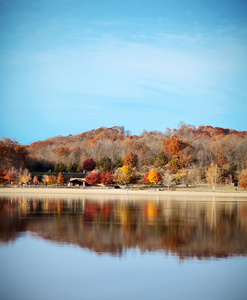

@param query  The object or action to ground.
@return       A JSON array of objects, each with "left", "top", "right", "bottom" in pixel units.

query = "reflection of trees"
[
  {"left": 0, "top": 200, "right": 27, "bottom": 243},
  {"left": 1, "top": 196, "right": 247, "bottom": 260}
]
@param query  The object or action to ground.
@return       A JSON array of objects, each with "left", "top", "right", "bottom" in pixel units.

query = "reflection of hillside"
[
  {"left": 1, "top": 196, "right": 247, "bottom": 259},
  {"left": 0, "top": 200, "right": 27, "bottom": 244}
]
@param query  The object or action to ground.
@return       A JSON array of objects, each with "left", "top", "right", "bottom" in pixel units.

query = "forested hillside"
[{"left": 1, "top": 123, "right": 247, "bottom": 187}]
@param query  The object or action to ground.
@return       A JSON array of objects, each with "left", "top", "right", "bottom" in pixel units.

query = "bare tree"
[{"left": 163, "top": 170, "right": 174, "bottom": 190}]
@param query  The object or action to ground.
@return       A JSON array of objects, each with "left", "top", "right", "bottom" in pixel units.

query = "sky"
[{"left": 0, "top": 0, "right": 247, "bottom": 145}]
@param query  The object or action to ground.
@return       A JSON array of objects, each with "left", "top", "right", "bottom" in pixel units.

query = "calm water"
[{"left": 1, "top": 193, "right": 247, "bottom": 300}]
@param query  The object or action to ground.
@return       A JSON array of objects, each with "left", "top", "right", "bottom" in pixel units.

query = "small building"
[{"left": 68, "top": 178, "right": 86, "bottom": 187}]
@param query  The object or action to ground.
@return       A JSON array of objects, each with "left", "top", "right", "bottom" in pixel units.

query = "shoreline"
[{"left": 0, "top": 187, "right": 247, "bottom": 200}]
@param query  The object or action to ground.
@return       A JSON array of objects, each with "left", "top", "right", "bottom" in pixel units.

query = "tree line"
[{"left": 1, "top": 123, "right": 247, "bottom": 188}]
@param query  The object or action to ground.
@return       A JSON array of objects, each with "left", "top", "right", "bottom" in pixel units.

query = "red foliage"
[
  {"left": 86, "top": 172, "right": 101, "bottom": 184},
  {"left": 5, "top": 170, "right": 17, "bottom": 182},
  {"left": 101, "top": 171, "right": 115, "bottom": 184},
  {"left": 143, "top": 172, "right": 150, "bottom": 184},
  {"left": 83, "top": 158, "right": 96, "bottom": 171}
]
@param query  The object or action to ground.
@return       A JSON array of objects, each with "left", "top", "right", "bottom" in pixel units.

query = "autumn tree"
[
  {"left": 0, "top": 168, "right": 6, "bottom": 184},
  {"left": 33, "top": 176, "right": 39, "bottom": 184},
  {"left": 148, "top": 169, "right": 161, "bottom": 184},
  {"left": 83, "top": 158, "right": 96, "bottom": 171},
  {"left": 164, "top": 137, "right": 187, "bottom": 158},
  {"left": 5, "top": 167, "right": 18, "bottom": 183},
  {"left": 42, "top": 174, "right": 49, "bottom": 184},
  {"left": 239, "top": 170, "right": 247, "bottom": 190},
  {"left": 57, "top": 172, "right": 65, "bottom": 184},
  {"left": 47, "top": 175, "right": 56, "bottom": 185},
  {"left": 143, "top": 172, "right": 150, "bottom": 184},
  {"left": 0, "top": 138, "right": 27, "bottom": 170},
  {"left": 164, "top": 137, "right": 193, "bottom": 171},
  {"left": 19, "top": 168, "right": 31, "bottom": 184},
  {"left": 118, "top": 165, "right": 135, "bottom": 185},
  {"left": 123, "top": 152, "right": 138, "bottom": 168},
  {"left": 101, "top": 171, "right": 115, "bottom": 185},
  {"left": 206, "top": 163, "right": 220, "bottom": 189},
  {"left": 86, "top": 172, "right": 101, "bottom": 184}
]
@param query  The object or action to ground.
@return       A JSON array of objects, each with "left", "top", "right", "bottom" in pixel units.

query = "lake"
[{"left": 0, "top": 192, "right": 247, "bottom": 300}]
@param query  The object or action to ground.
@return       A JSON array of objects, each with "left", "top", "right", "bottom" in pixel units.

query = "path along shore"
[{"left": 0, "top": 187, "right": 247, "bottom": 201}]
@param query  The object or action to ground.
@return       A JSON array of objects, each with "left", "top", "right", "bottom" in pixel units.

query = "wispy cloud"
[{"left": 18, "top": 32, "right": 245, "bottom": 105}]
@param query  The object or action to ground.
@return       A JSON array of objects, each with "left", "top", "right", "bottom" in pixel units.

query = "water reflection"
[{"left": 0, "top": 195, "right": 247, "bottom": 260}]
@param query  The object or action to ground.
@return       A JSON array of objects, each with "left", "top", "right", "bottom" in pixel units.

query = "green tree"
[
  {"left": 115, "top": 157, "right": 123, "bottom": 169},
  {"left": 100, "top": 156, "right": 111, "bottom": 172},
  {"left": 54, "top": 163, "right": 66, "bottom": 172},
  {"left": 153, "top": 151, "right": 168, "bottom": 167},
  {"left": 67, "top": 162, "right": 78, "bottom": 172}
]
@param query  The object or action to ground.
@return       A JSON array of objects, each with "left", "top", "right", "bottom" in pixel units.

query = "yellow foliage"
[
  {"left": 19, "top": 169, "right": 31, "bottom": 184},
  {"left": 148, "top": 169, "right": 161, "bottom": 184},
  {"left": 118, "top": 165, "right": 134, "bottom": 184},
  {"left": 206, "top": 163, "right": 220, "bottom": 187}
]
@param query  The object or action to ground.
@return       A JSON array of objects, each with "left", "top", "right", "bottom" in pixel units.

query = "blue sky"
[{"left": 0, "top": 0, "right": 247, "bottom": 145}]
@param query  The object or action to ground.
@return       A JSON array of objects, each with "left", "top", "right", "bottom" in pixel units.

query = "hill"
[{"left": 1, "top": 124, "right": 247, "bottom": 186}]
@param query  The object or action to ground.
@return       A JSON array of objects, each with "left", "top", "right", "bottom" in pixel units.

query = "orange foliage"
[
  {"left": 57, "top": 172, "right": 64, "bottom": 184},
  {"left": 148, "top": 169, "right": 161, "bottom": 183},
  {"left": 53, "top": 146, "right": 71, "bottom": 157},
  {"left": 123, "top": 152, "right": 138, "bottom": 168},
  {"left": 47, "top": 175, "right": 56, "bottom": 185},
  {"left": 164, "top": 137, "right": 189, "bottom": 158},
  {"left": 239, "top": 171, "right": 247, "bottom": 190}
]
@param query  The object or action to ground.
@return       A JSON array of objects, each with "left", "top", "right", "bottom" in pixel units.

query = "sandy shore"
[{"left": 0, "top": 187, "right": 247, "bottom": 200}]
